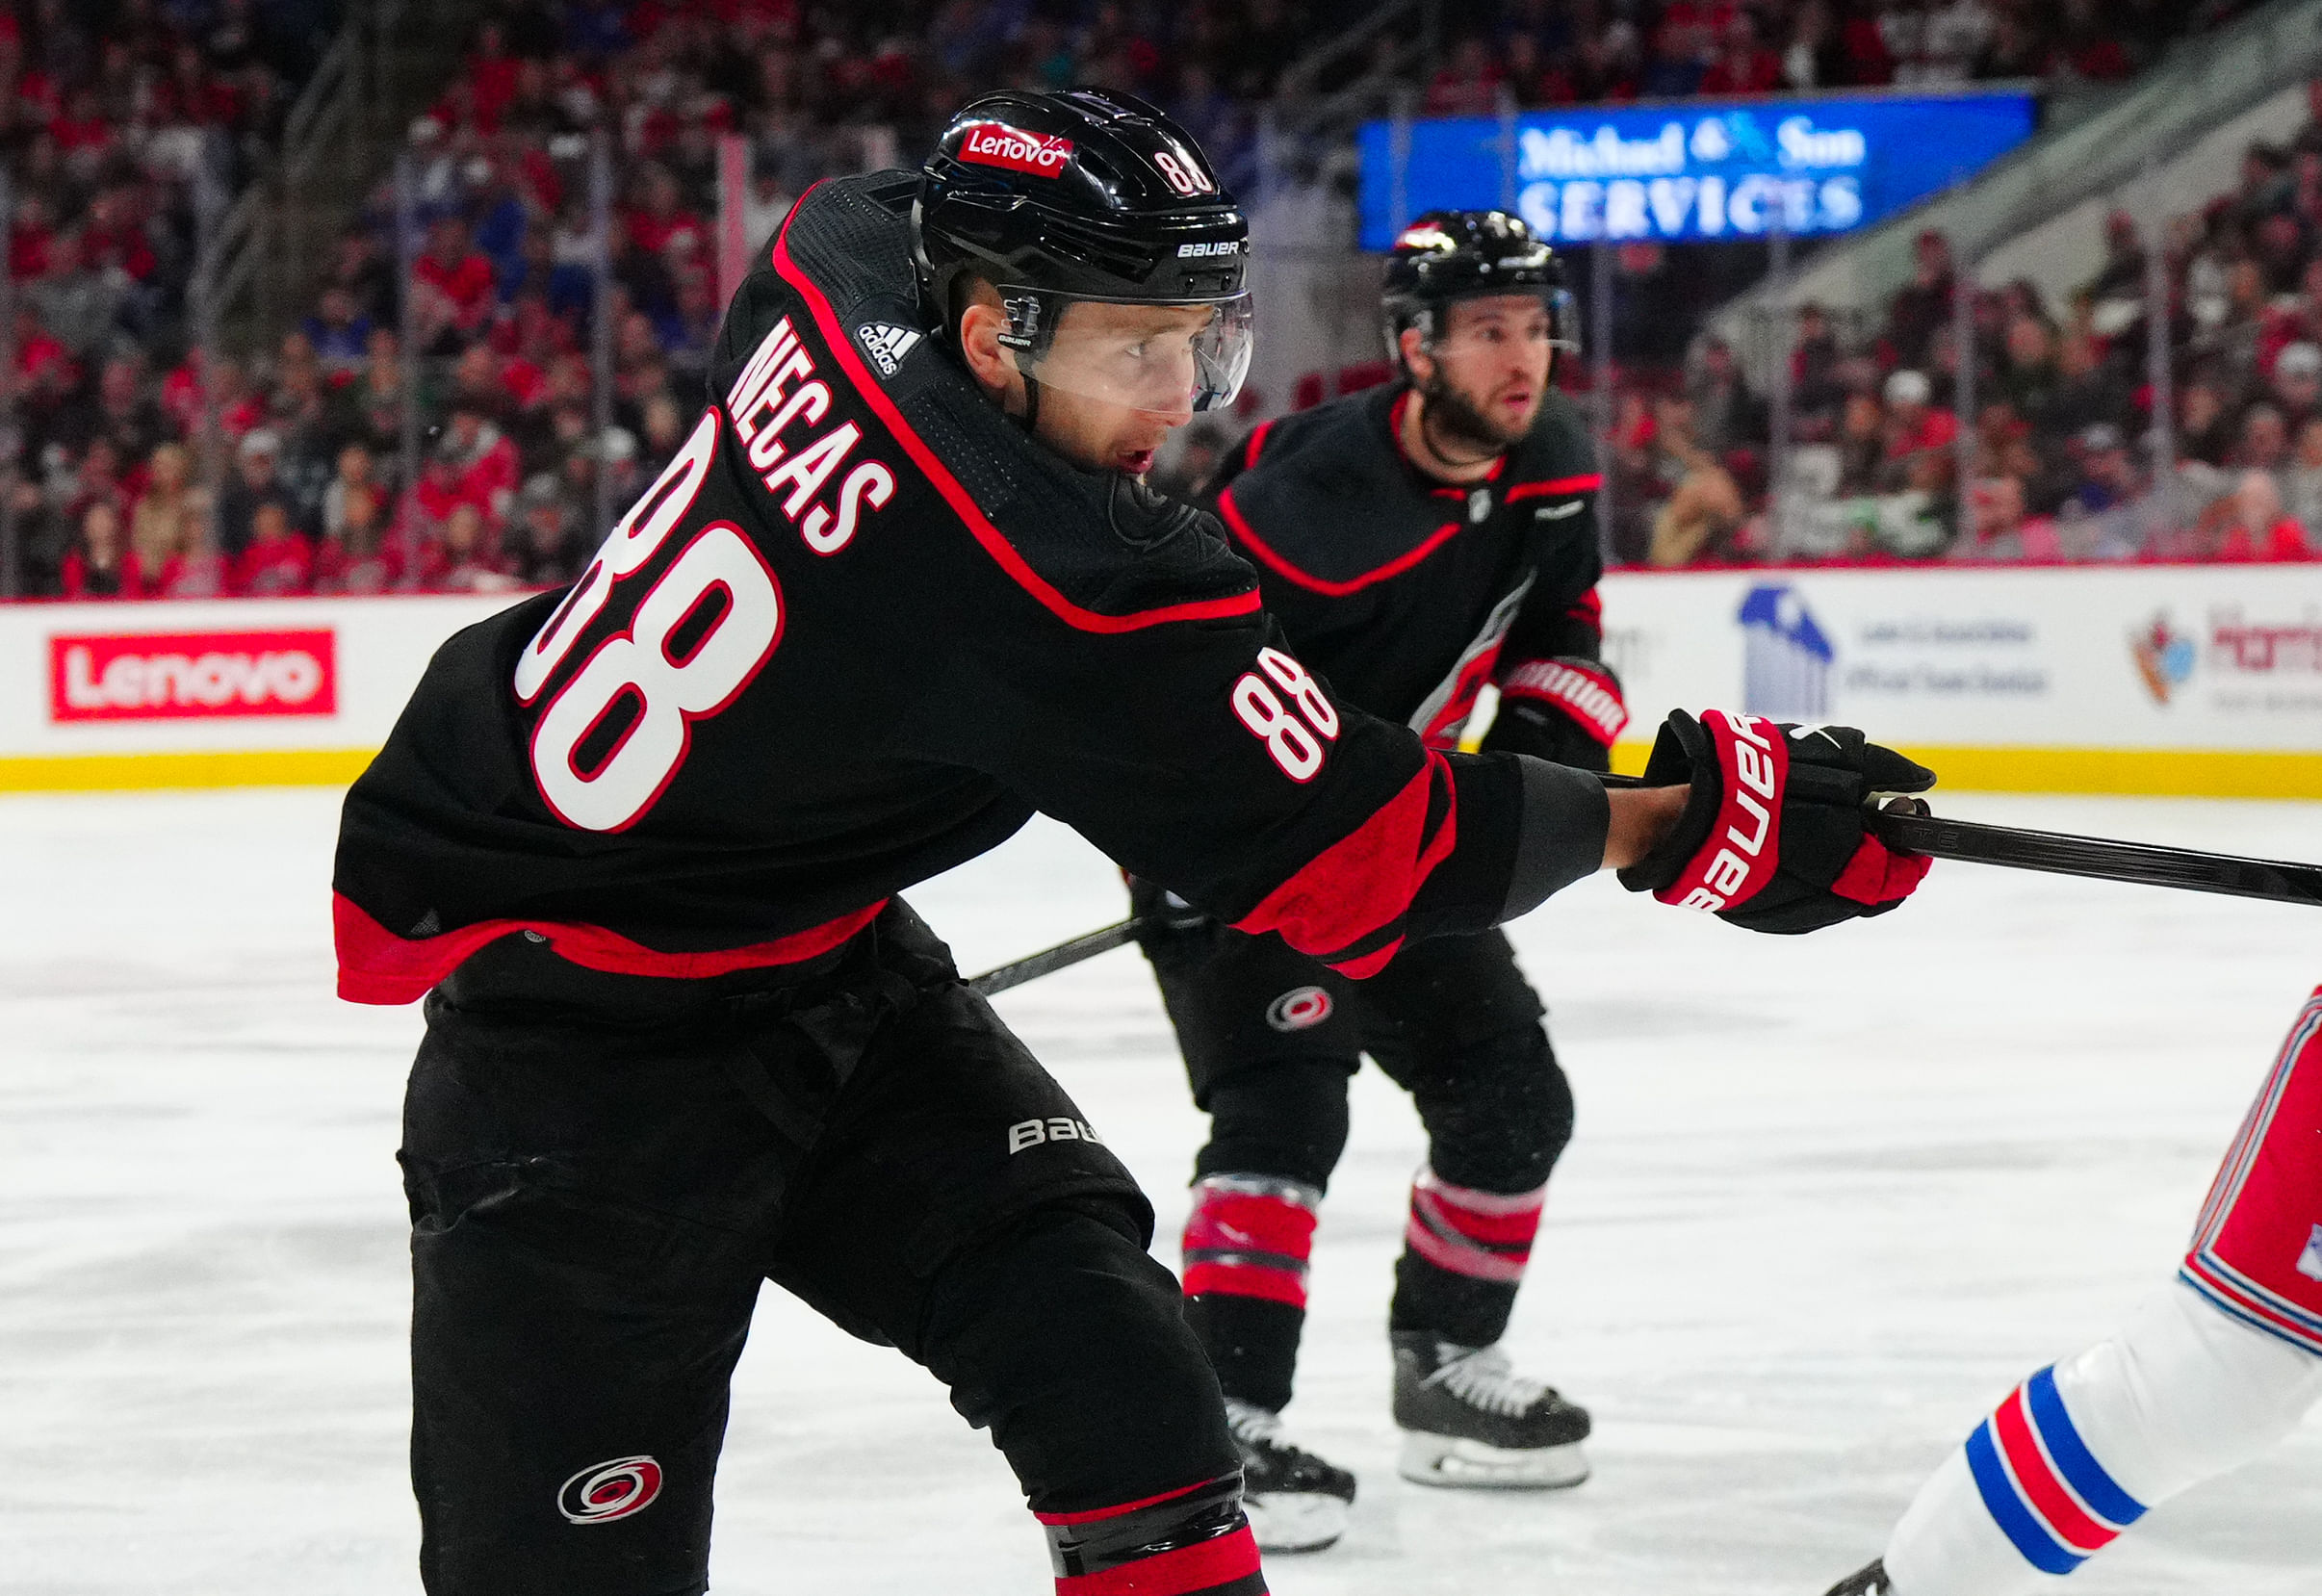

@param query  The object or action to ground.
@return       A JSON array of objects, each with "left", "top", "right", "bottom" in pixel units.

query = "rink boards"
[{"left": 0, "top": 565, "right": 2316, "bottom": 796}]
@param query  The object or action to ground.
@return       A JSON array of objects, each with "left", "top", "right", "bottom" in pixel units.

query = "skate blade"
[
  {"left": 1245, "top": 1490, "right": 1350, "bottom": 1553},
  {"left": 1396, "top": 1431, "right": 1590, "bottom": 1490}
]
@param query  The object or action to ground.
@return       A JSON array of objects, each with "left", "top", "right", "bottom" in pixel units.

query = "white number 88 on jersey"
[{"left": 1231, "top": 647, "right": 1340, "bottom": 783}]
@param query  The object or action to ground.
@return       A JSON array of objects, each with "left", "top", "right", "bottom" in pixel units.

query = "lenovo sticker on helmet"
[{"left": 958, "top": 121, "right": 1073, "bottom": 178}]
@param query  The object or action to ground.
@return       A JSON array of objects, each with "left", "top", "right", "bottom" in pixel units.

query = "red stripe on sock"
[
  {"left": 1055, "top": 1527, "right": 1263, "bottom": 1596},
  {"left": 1412, "top": 1186, "right": 1542, "bottom": 1248},
  {"left": 1184, "top": 1192, "right": 1318, "bottom": 1259},
  {"left": 1034, "top": 1479, "right": 1212, "bottom": 1528},
  {"left": 1183, "top": 1259, "right": 1307, "bottom": 1307},
  {"left": 1993, "top": 1388, "right": 2120, "bottom": 1554},
  {"left": 1403, "top": 1215, "right": 1528, "bottom": 1282}
]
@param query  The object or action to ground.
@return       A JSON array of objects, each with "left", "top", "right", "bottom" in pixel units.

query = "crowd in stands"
[
  {"left": 0, "top": 0, "right": 2288, "bottom": 602},
  {"left": 1618, "top": 76, "right": 2322, "bottom": 568},
  {"left": 1416, "top": 0, "right": 2241, "bottom": 117}
]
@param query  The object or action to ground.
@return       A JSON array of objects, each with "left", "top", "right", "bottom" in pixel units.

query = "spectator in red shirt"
[
  {"left": 1424, "top": 35, "right": 1504, "bottom": 116},
  {"left": 1883, "top": 368, "right": 1959, "bottom": 453},
  {"left": 230, "top": 501, "right": 316, "bottom": 597},
  {"left": 464, "top": 20, "right": 522, "bottom": 128},
  {"left": 441, "top": 402, "right": 522, "bottom": 528},
  {"left": 414, "top": 502, "right": 517, "bottom": 594},
  {"left": 2221, "top": 471, "right": 2315, "bottom": 561},
  {"left": 624, "top": 164, "right": 706, "bottom": 259},
  {"left": 1699, "top": 13, "right": 1783, "bottom": 95},
  {"left": 314, "top": 483, "right": 405, "bottom": 596},
  {"left": 413, "top": 216, "right": 499, "bottom": 348},
  {"left": 61, "top": 500, "right": 145, "bottom": 600},
  {"left": 153, "top": 503, "right": 226, "bottom": 600}
]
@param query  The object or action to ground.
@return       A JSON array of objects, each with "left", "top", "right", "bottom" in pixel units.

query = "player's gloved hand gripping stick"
[
  {"left": 970, "top": 712, "right": 2322, "bottom": 994},
  {"left": 1612, "top": 708, "right": 1935, "bottom": 934}
]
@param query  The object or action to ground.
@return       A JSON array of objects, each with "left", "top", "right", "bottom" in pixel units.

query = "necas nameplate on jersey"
[{"left": 49, "top": 629, "right": 338, "bottom": 722}]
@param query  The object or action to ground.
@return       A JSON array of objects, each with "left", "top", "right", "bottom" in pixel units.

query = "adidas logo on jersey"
[
  {"left": 2300, "top": 1223, "right": 2322, "bottom": 1283},
  {"left": 856, "top": 322, "right": 923, "bottom": 377}
]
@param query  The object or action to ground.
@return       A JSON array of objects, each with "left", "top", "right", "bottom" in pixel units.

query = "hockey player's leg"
[
  {"left": 927, "top": 1200, "right": 1267, "bottom": 1595},
  {"left": 1134, "top": 892, "right": 1365, "bottom": 1550},
  {"left": 763, "top": 954, "right": 1268, "bottom": 1592},
  {"left": 1856, "top": 1279, "right": 2322, "bottom": 1596},
  {"left": 1833, "top": 988, "right": 2322, "bottom": 1596},
  {"left": 402, "top": 1016, "right": 781, "bottom": 1596},
  {"left": 1365, "top": 934, "right": 1587, "bottom": 1488},
  {"left": 1183, "top": 1061, "right": 1361, "bottom": 1550}
]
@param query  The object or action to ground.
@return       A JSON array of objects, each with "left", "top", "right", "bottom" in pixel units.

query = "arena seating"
[{"left": 0, "top": 1, "right": 2275, "bottom": 599}]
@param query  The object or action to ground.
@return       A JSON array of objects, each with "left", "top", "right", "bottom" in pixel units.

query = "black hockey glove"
[
  {"left": 1484, "top": 657, "right": 1628, "bottom": 774},
  {"left": 1616, "top": 709, "right": 1936, "bottom": 935}
]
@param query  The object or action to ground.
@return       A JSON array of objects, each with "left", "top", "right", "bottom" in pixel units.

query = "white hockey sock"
[{"left": 1883, "top": 1277, "right": 2322, "bottom": 1596}]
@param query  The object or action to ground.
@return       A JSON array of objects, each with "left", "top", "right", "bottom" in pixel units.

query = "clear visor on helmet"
[
  {"left": 1426, "top": 286, "right": 1581, "bottom": 360},
  {"left": 1001, "top": 291, "right": 1254, "bottom": 415}
]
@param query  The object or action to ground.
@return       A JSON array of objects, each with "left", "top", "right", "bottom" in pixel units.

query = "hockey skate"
[
  {"left": 1820, "top": 1560, "right": 1892, "bottom": 1595},
  {"left": 1224, "top": 1399, "right": 1356, "bottom": 1553},
  {"left": 1390, "top": 1331, "right": 1591, "bottom": 1488}
]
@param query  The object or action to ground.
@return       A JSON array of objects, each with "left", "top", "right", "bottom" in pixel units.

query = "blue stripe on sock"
[
  {"left": 2025, "top": 1366, "right": 2146, "bottom": 1528},
  {"left": 1965, "top": 1418, "right": 2085, "bottom": 1576}
]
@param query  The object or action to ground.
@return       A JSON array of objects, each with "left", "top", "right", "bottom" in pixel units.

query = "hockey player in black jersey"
[
  {"left": 1136, "top": 210, "right": 1896, "bottom": 1550},
  {"left": 334, "top": 92, "right": 1931, "bottom": 1596}
]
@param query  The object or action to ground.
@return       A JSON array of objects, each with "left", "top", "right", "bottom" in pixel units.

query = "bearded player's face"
[{"left": 1416, "top": 295, "right": 1556, "bottom": 448}]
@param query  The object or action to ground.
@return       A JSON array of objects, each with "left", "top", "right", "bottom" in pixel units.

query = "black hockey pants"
[{"left": 400, "top": 903, "right": 1251, "bottom": 1596}]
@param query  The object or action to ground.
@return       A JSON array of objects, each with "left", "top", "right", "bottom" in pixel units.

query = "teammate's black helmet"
[
  {"left": 915, "top": 89, "right": 1252, "bottom": 412},
  {"left": 1381, "top": 209, "right": 1578, "bottom": 375}
]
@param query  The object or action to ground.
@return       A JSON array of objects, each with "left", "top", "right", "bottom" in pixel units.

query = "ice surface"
[{"left": 2, "top": 787, "right": 2318, "bottom": 1594}]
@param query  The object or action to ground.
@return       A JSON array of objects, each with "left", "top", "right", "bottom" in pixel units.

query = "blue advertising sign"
[{"left": 1357, "top": 91, "right": 2037, "bottom": 250}]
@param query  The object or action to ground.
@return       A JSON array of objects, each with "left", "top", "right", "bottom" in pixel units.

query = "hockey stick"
[
  {"left": 1600, "top": 771, "right": 2322, "bottom": 908},
  {"left": 968, "top": 793, "right": 2322, "bottom": 996},
  {"left": 1864, "top": 809, "right": 2322, "bottom": 908},
  {"left": 968, "top": 915, "right": 1155, "bottom": 996}
]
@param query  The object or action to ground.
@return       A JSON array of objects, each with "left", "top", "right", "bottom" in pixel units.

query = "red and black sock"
[{"left": 1038, "top": 1474, "right": 1267, "bottom": 1596}]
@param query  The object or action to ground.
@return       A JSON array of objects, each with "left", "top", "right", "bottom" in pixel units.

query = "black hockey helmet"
[
  {"left": 915, "top": 89, "right": 1252, "bottom": 412},
  {"left": 1381, "top": 209, "right": 1578, "bottom": 376}
]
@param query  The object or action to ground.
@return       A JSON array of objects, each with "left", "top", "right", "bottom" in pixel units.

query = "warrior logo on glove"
[{"left": 1618, "top": 709, "right": 1936, "bottom": 935}]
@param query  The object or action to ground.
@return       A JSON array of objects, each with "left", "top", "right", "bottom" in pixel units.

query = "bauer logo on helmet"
[{"left": 958, "top": 121, "right": 1074, "bottom": 178}]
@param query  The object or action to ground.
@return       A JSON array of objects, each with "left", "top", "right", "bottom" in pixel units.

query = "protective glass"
[
  {"left": 1429, "top": 286, "right": 1581, "bottom": 359},
  {"left": 1003, "top": 291, "right": 1255, "bottom": 414}
]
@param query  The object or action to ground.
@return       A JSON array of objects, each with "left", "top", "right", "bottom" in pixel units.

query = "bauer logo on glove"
[{"left": 1616, "top": 708, "right": 1935, "bottom": 935}]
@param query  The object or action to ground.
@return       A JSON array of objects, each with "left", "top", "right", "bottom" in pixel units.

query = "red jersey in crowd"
[
  {"left": 62, "top": 549, "right": 146, "bottom": 600},
  {"left": 315, "top": 536, "right": 408, "bottom": 596},
  {"left": 232, "top": 530, "right": 316, "bottom": 597}
]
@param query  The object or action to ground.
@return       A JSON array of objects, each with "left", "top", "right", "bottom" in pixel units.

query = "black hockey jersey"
[
  {"left": 331, "top": 175, "right": 1611, "bottom": 1006},
  {"left": 1210, "top": 383, "right": 1610, "bottom": 752}
]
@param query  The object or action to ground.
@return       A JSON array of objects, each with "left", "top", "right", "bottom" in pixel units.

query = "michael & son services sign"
[{"left": 1357, "top": 91, "right": 2037, "bottom": 249}]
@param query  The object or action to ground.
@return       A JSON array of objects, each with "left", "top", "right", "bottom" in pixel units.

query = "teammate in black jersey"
[
  {"left": 334, "top": 91, "right": 1930, "bottom": 1596},
  {"left": 1134, "top": 210, "right": 1833, "bottom": 1548}
]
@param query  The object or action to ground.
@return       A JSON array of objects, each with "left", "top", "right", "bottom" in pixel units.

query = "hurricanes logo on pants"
[
  {"left": 1266, "top": 986, "right": 1333, "bottom": 1032},
  {"left": 557, "top": 1455, "right": 663, "bottom": 1524}
]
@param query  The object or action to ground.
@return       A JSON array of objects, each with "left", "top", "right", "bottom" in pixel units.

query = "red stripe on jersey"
[
  {"left": 1229, "top": 754, "right": 1455, "bottom": 970},
  {"left": 1054, "top": 1527, "right": 1263, "bottom": 1596},
  {"left": 1505, "top": 475, "right": 1603, "bottom": 501},
  {"left": 333, "top": 892, "right": 885, "bottom": 1005},
  {"left": 1242, "top": 419, "right": 1275, "bottom": 467},
  {"left": 767, "top": 193, "right": 1258, "bottom": 636},
  {"left": 1328, "top": 937, "right": 1405, "bottom": 980},
  {"left": 1993, "top": 1388, "right": 2120, "bottom": 1553},
  {"left": 1565, "top": 587, "right": 1604, "bottom": 628},
  {"left": 1218, "top": 486, "right": 1464, "bottom": 597}
]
